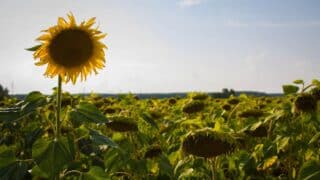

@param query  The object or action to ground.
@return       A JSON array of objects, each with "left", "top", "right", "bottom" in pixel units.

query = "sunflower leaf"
[
  {"left": 298, "top": 160, "right": 320, "bottom": 180},
  {"left": 0, "top": 146, "right": 16, "bottom": 169},
  {"left": 25, "top": 44, "right": 41, "bottom": 51},
  {"left": 69, "top": 102, "right": 108, "bottom": 125},
  {"left": 32, "top": 138, "right": 74, "bottom": 179},
  {"left": 83, "top": 166, "right": 108, "bottom": 180},
  {"left": 0, "top": 161, "right": 29, "bottom": 180},
  {"left": 141, "top": 113, "right": 159, "bottom": 129},
  {"left": 88, "top": 128, "right": 118, "bottom": 148},
  {"left": 293, "top": 79, "right": 304, "bottom": 85},
  {"left": 282, "top": 85, "right": 299, "bottom": 95},
  {"left": 0, "top": 108, "right": 21, "bottom": 122}
]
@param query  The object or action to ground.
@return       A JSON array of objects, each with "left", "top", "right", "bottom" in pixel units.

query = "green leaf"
[
  {"left": 262, "top": 156, "right": 278, "bottom": 170},
  {"left": 276, "top": 136, "right": 290, "bottom": 153},
  {"left": 89, "top": 128, "right": 118, "bottom": 148},
  {"left": 141, "top": 113, "right": 159, "bottom": 129},
  {"left": 0, "top": 108, "right": 21, "bottom": 122},
  {"left": 32, "top": 138, "right": 74, "bottom": 178},
  {"left": 309, "top": 132, "right": 320, "bottom": 145},
  {"left": 31, "top": 165, "right": 49, "bottom": 179},
  {"left": 25, "top": 128, "right": 43, "bottom": 149},
  {"left": 0, "top": 91, "right": 47, "bottom": 122},
  {"left": 25, "top": 44, "right": 41, "bottom": 51},
  {"left": 312, "top": 79, "right": 320, "bottom": 87},
  {"left": 21, "top": 91, "right": 47, "bottom": 113},
  {"left": 282, "top": 85, "right": 299, "bottom": 95},
  {"left": 82, "top": 166, "right": 108, "bottom": 180},
  {"left": 293, "top": 79, "right": 304, "bottom": 85},
  {"left": 0, "top": 146, "right": 16, "bottom": 168},
  {"left": 104, "top": 149, "right": 120, "bottom": 173},
  {"left": 0, "top": 161, "right": 28, "bottom": 180},
  {"left": 298, "top": 160, "right": 320, "bottom": 180},
  {"left": 174, "top": 159, "right": 192, "bottom": 176},
  {"left": 178, "top": 168, "right": 194, "bottom": 179},
  {"left": 158, "top": 155, "right": 173, "bottom": 176},
  {"left": 69, "top": 102, "right": 107, "bottom": 125}
]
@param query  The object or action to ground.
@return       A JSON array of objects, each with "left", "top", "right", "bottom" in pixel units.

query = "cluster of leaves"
[{"left": 0, "top": 79, "right": 320, "bottom": 179}]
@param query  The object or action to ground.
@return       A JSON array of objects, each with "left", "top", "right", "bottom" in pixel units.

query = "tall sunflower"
[{"left": 33, "top": 13, "right": 107, "bottom": 84}]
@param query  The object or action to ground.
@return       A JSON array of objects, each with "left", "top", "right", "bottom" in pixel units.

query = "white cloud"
[{"left": 178, "top": 0, "right": 204, "bottom": 8}]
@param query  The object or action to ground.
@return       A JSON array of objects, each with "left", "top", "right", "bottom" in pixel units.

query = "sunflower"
[{"left": 33, "top": 13, "right": 107, "bottom": 84}]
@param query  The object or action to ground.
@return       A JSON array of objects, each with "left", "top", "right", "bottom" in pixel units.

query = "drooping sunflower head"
[
  {"left": 294, "top": 94, "right": 317, "bottom": 113},
  {"left": 33, "top": 13, "right": 107, "bottom": 84},
  {"left": 182, "top": 128, "right": 235, "bottom": 158}
]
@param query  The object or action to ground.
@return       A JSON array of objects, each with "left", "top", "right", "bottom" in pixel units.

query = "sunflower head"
[
  {"left": 144, "top": 145, "right": 162, "bottom": 159},
  {"left": 182, "top": 100, "right": 205, "bottom": 114},
  {"left": 227, "top": 98, "right": 240, "bottom": 105},
  {"left": 106, "top": 116, "right": 138, "bottom": 132},
  {"left": 238, "top": 109, "right": 264, "bottom": 118},
  {"left": 182, "top": 128, "right": 235, "bottom": 158},
  {"left": 168, "top": 98, "right": 177, "bottom": 105},
  {"left": 222, "top": 104, "right": 231, "bottom": 111},
  {"left": 33, "top": 13, "right": 107, "bottom": 84},
  {"left": 294, "top": 94, "right": 317, "bottom": 113}
]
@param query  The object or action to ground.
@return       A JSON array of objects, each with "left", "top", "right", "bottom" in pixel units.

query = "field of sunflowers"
[{"left": 0, "top": 79, "right": 319, "bottom": 180}]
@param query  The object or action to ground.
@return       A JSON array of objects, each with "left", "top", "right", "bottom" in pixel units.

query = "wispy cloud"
[
  {"left": 225, "top": 19, "right": 320, "bottom": 28},
  {"left": 178, "top": 0, "right": 204, "bottom": 8}
]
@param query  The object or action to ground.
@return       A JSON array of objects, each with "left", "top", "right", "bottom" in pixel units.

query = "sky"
[{"left": 0, "top": 0, "right": 319, "bottom": 94}]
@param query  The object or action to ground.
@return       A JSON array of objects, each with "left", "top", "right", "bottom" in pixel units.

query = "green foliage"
[
  {"left": 0, "top": 79, "right": 319, "bottom": 179},
  {"left": 283, "top": 85, "right": 299, "bottom": 95},
  {"left": 32, "top": 137, "right": 74, "bottom": 178},
  {"left": 298, "top": 160, "right": 320, "bottom": 180},
  {"left": 69, "top": 102, "right": 108, "bottom": 126}
]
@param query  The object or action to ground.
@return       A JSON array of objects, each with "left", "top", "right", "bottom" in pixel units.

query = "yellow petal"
[
  {"left": 85, "top": 17, "right": 96, "bottom": 27},
  {"left": 57, "top": 17, "right": 67, "bottom": 27}
]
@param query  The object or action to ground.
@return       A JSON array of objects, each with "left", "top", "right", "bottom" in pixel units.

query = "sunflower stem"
[
  {"left": 56, "top": 76, "right": 62, "bottom": 140},
  {"left": 209, "top": 158, "right": 216, "bottom": 180}
]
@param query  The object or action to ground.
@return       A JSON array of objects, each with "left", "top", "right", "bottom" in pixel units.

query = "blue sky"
[{"left": 0, "top": 0, "right": 319, "bottom": 94}]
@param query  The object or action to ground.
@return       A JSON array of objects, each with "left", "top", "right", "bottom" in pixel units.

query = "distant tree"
[
  {"left": 222, "top": 88, "right": 229, "bottom": 95},
  {"left": 229, "top": 89, "right": 236, "bottom": 96},
  {"left": 221, "top": 88, "right": 236, "bottom": 97},
  {"left": 0, "top": 84, "right": 9, "bottom": 101}
]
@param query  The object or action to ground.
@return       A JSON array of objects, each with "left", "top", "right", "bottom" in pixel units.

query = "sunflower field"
[{"left": 0, "top": 79, "right": 319, "bottom": 180}]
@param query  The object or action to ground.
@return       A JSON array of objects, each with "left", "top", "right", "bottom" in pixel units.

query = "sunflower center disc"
[{"left": 49, "top": 29, "right": 94, "bottom": 68}]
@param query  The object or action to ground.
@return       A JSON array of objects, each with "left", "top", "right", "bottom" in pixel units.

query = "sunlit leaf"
[
  {"left": 276, "top": 136, "right": 290, "bottom": 153},
  {"left": 262, "top": 156, "right": 277, "bottom": 170}
]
